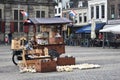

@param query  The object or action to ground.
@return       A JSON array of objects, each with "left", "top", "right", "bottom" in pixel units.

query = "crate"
[
  {"left": 56, "top": 57, "right": 75, "bottom": 66},
  {"left": 19, "top": 59, "right": 56, "bottom": 72},
  {"left": 35, "top": 60, "right": 57, "bottom": 72},
  {"left": 11, "top": 39, "right": 20, "bottom": 50}
]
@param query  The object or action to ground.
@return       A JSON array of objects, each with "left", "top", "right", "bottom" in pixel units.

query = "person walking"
[{"left": 5, "top": 35, "right": 9, "bottom": 45}]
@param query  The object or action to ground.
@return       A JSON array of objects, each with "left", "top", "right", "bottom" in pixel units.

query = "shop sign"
[{"left": 107, "top": 19, "right": 120, "bottom": 25}]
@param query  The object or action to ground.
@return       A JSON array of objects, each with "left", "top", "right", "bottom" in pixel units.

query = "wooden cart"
[{"left": 11, "top": 17, "right": 73, "bottom": 72}]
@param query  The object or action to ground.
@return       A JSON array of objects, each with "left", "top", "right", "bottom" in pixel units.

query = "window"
[
  {"left": 69, "top": 14, "right": 73, "bottom": 21},
  {"left": 36, "top": 11, "right": 40, "bottom": 18},
  {"left": 74, "top": 20, "right": 77, "bottom": 23},
  {"left": 14, "top": 10, "right": 18, "bottom": 20},
  {"left": 59, "top": 0, "right": 62, "bottom": 2},
  {"left": 36, "top": 11, "right": 45, "bottom": 18},
  {"left": 64, "top": 13, "right": 66, "bottom": 17},
  {"left": 19, "top": 22, "right": 23, "bottom": 32},
  {"left": 79, "top": 13, "right": 82, "bottom": 23},
  {"left": 55, "top": 9, "right": 57, "bottom": 14},
  {"left": 58, "top": 8, "right": 61, "bottom": 13},
  {"left": 96, "top": 6, "right": 99, "bottom": 19},
  {"left": 118, "top": 4, "right": 120, "bottom": 18},
  {"left": 19, "top": 10, "right": 23, "bottom": 20},
  {"left": 91, "top": 6, "right": 94, "bottom": 19},
  {"left": 101, "top": 5, "right": 105, "bottom": 18},
  {"left": 41, "top": 11, "right": 45, "bottom": 18},
  {"left": 84, "top": 13, "right": 87, "bottom": 22},
  {"left": 13, "top": 9, "right": 24, "bottom": 32},
  {"left": 0, "top": 9, "right": 1, "bottom": 19},
  {"left": 14, "top": 22, "right": 18, "bottom": 32},
  {"left": 14, "top": 10, "right": 24, "bottom": 20},
  {"left": 0, "top": 9, "right": 1, "bottom": 32},
  {"left": 37, "top": 26, "right": 40, "bottom": 32},
  {"left": 111, "top": 5, "right": 115, "bottom": 19},
  {"left": 0, "top": 21, "right": 1, "bottom": 32}
]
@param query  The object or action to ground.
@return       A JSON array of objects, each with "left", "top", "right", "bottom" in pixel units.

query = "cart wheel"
[{"left": 12, "top": 53, "right": 21, "bottom": 65}]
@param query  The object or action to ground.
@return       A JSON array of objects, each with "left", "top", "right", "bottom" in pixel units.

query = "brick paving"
[{"left": 0, "top": 45, "right": 120, "bottom": 80}]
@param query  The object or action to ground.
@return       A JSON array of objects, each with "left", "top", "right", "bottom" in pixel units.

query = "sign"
[{"left": 107, "top": 19, "right": 120, "bottom": 25}]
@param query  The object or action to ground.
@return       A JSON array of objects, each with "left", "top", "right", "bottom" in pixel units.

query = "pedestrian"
[
  {"left": 8, "top": 33, "right": 12, "bottom": 44},
  {"left": 5, "top": 35, "right": 8, "bottom": 45}
]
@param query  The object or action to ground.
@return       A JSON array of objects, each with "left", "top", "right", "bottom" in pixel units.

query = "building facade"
[
  {"left": 62, "top": 7, "right": 88, "bottom": 28},
  {"left": 54, "top": 0, "right": 62, "bottom": 17},
  {"left": 107, "top": 0, "right": 120, "bottom": 20},
  {"left": 88, "top": 0, "right": 107, "bottom": 23},
  {"left": 0, "top": 0, "right": 56, "bottom": 43}
]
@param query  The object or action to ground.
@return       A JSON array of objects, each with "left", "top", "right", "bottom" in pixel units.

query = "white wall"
[
  {"left": 55, "top": 2, "right": 62, "bottom": 17},
  {"left": 88, "top": 0, "right": 107, "bottom": 23},
  {"left": 74, "top": 8, "right": 88, "bottom": 26}
]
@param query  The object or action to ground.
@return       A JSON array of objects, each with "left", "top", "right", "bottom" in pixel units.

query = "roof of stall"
[{"left": 29, "top": 17, "right": 72, "bottom": 25}]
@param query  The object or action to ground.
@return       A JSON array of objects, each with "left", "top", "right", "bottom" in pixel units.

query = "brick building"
[{"left": 0, "top": 0, "right": 56, "bottom": 43}]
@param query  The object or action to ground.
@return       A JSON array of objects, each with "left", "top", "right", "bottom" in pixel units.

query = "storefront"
[
  {"left": 99, "top": 19, "right": 120, "bottom": 48},
  {"left": 75, "top": 23, "right": 106, "bottom": 47}
]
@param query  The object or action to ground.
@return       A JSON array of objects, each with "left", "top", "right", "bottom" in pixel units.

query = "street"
[{"left": 0, "top": 45, "right": 120, "bottom": 80}]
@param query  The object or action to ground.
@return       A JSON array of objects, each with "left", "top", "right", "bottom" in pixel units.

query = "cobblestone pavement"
[{"left": 0, "top": 45, "right": 120, "bottom": 80}]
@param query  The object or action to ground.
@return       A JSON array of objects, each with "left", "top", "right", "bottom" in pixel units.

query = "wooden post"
[{"left": 22, "top": 49, "right": 27, "bottom": 67}]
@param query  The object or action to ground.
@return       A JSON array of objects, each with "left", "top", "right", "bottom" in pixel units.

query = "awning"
[
  {"left": 29, "top": 17, "right": 72, "bottom": 25},
  {"left": 99, "top": 24, "right": 120, "bottom": 34},
  {"left": 75, "top": 23, "right": 106, "bottom": 33}
]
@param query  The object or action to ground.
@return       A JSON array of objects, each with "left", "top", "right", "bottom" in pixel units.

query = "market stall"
[{"left": 11, "top": 17, "right": 77, "bottom": 72}]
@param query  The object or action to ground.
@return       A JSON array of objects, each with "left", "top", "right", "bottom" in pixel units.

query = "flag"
[
  {"left": 69, "top": 9, "right": 77, "bottom": 17},
  {"left": 20, "top": 10, "right": 28, "bottom": 17}
]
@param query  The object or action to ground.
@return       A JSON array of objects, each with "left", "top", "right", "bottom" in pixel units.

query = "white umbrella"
[{"left": 91, "top": 18, "right": 96, "bottom": 39}]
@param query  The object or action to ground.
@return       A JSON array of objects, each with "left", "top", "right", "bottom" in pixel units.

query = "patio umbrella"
[{"left": 91, "top": 18, "right": 96, "bottom": 39}]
